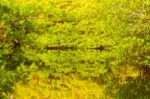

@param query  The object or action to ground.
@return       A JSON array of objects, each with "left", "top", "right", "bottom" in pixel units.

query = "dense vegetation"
[{"left": 0, "top": 0, "right": 150, "bottom": 98}]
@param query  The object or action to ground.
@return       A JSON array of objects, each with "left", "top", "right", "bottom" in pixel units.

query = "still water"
[{"left": 33, "top": 49, "right": 149, "bottom": 99}]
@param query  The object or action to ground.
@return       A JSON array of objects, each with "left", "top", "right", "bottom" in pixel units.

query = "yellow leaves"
[
  {"left": 0, "top": 21, "right": 6, "bottom": 30},
  {"left": 1, "top": 0, "right": 149, "bottom": 98},
  {"left": 0, "top": 34, "right": 6, "bottom": 42},
  {"left": 13, "top": 73, "right": 104, "bottom": 99},
  {"left": 0, "top": 23, "right": 7, "bottom": 41}
]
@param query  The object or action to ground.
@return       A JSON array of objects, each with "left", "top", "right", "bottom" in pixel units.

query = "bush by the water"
[{"left": 0, "top": 0, "right": 150, "bottom": 98}]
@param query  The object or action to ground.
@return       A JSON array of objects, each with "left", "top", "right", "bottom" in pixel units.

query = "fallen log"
[
  {"left": 90, "top": 45, "right": 112, "bottom": 51},
  {"left": 46, "top": 45, "right": 74, "bottom": 50}
]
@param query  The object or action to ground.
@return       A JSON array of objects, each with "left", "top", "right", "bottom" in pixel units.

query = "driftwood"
[
  {"left": 46, "top": 45, "right": 112, "bottom": 51},
  {"left": 90, "top": 45, "right": 112, "bottom": 51},
  {"left": 46, "top": 45, "right": 74, "bottom": 50}
]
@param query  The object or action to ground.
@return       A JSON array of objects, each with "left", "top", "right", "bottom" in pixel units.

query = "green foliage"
[
  {"left": 0, "top": 0, "right": 149, "bottom": 98},
  {"left": 0, "top": 66, "right": 14, "bottom": 98}
]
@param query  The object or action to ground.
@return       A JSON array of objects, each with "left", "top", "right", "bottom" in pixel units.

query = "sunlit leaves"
[{"left": 0, "top": 0, "right": 150, "bottom": 98}]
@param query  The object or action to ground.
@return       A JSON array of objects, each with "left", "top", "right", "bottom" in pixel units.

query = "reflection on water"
[{"left": 35, "top": 50, "right": 149, "bottom": 98}]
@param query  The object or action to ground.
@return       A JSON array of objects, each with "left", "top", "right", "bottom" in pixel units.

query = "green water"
[{"left": 33, "top": 49, "right": 149, "bottom": 98}]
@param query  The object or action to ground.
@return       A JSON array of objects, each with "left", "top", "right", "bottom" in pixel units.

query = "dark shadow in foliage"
[{"left": 116, "top": 67, "right": 150, "bottom": 99}]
